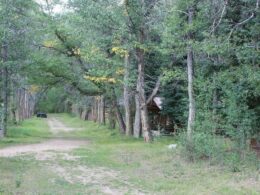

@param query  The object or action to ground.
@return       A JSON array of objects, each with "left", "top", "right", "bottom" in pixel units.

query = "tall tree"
[{"left": 187, "top": 6, "right": 195, "bottom": 145}]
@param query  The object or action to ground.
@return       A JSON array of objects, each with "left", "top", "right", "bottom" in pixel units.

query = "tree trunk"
[
  {"left": 93, "top": 98, "right": 97, "bottom": 122},
  {"left": 100, "top": 96, "right": 105, "bottom": 125},
  {"left": 108, "top": 104, "right": 116, "bottom": 129},
  {"left": 112, "top": 89, "right": 125, "bottom": 133},
  {"left": 115, "top": 101, "right": 126, "bottom": 134},
  {"left": 187, "top": 7, "right": 195, "bottom": 144},
  {"left": 16, "top": 89, "right": 20, "bottom": 122},
  {"left": 124, "top": 54, "right": 133, "bottom": 136},
  {"left": 136, "top": 46, "right": 152, "bottom": 142},
  {"left": 212, "top": 73, "right": 218, "bottom": 133},
  {"left": 134, "top": 91, "right": 141, "bottom": 138},
  {"left": 91, "top": 103, "right": 95, "bottom": 121},
  {"left": 97, "top": 97, "right": 100, "bottom": 123},
  {"left": 3, "top": 67, "right": 8, "bottom": 135},
  {"left": 1, "top": 42, "right": 8, "bottom": 136}
]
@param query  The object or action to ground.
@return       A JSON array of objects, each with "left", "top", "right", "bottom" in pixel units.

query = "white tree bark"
[{"left": 187, "top": 7, "right": 195, "bottom": 143}]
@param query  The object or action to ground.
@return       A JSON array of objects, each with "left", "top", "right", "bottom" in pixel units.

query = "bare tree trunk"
[
  {"left": 212, "top": 73, "right": 218, "bottom": 133},
  {"left": 134, "top": 91, "right": 141, "bottom": 138},
  {"left": 91, "top": 106, "right": 94, "bottom": 121},
  {"left": 22, "top": 89, "right": 26, "bottom": 120},
  {"left": 0, "top": 124, "right": 3, "bottom": 138},
  {"left": 18, "top": 89, "right": 23, "bottom": 121},
  {"left": 136, "top": 47, "right": 152, "bottom": 142},
  {"left": 15, "top": 89, "right": 20, "bottom": 122},
  {"left": 20, "top": 89, "right": 23, "bottom": 120},
  {"left": 25, "top": 91, "right": 29, "bottom": 119},
  {"left": 9, "top": 80, "right": 15, "bottom": 124},
  {"left": 0, "top": 94, "right": 3, "bottom": 137},
  {"left": 97, "top": 97, "right": 100, "bottom": 123},
  {"left": 21, "top": 89, "right": 25, "bottom": 121},
  {"left": 187, "top": 7, "right": 195, "bottom": 144},
  {"left": 11, "top": 88, "right": 35, "bottom": 123},
  {"left": 100, "top": 96, "right": 105, "bottom": 125},
  {"left": 1, "top": 42, "right": 8, "bottom": 136},
  {"left": 83, "top": 107, "right": 90, "bottom": 121},
  {"left": 3, "top": 67, "right": 8, "bottom": 135},
  {"left": 93, "top": 98, "right": 97, "bottom": 122},
  {"left": 124, "top": 54, "right": 133, "bottom": 136}
]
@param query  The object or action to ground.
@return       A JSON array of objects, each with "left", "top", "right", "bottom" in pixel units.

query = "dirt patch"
[
  {"left": 0, "top": 139, "right": 88, "bottom": 158},
  {"left": 50, "top": 164, "right": 146, "bottom": 195},
  {"left": 0, "top": 117, "right": 87, "bottom": 158},
  {"left": 47, "top": 117, "right": 82, "bottom": 134},
  {"left": 35, "top": 151, "right": 82, "bottom": 161}
]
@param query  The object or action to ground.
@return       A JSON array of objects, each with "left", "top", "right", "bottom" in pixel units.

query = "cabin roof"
[{"left": 153, "top": 97, "right": 163, "bottom": 110}]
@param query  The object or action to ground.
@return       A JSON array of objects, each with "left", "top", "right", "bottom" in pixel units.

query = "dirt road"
[
  {"left": 0, "top": 117, "right": 145, "bottom": 195},
  {"left": 0, "top": 117, "right": 86, "bottom": 157},
  {"left": 47, "top": 117, "right": 82, "bottom": 134}
]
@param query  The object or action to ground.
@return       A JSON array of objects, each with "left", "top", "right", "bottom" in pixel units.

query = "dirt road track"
[{"left": 0, "top": 117, "right": 86, "bottom": 157}]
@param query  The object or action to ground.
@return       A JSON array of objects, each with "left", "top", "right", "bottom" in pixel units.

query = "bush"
[
  {"left": 180, "top": 132, "right": 225, "bottom": 161},
  {"left": 179, "top": 131, "right": 260, "bottom": 171}
]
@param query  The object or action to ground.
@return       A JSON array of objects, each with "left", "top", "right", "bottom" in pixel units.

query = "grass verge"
[{"left": 0, "top": 117, "right": 51, "bottom": 148}]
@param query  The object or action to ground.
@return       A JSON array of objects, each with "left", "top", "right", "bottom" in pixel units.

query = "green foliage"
[
  {"left": 162, "top": 0, "right": 260, "bottom": 161},
  {"left": 180, "top": 132, "right": 226, "bottom": 160},
  {"left": 36, "top": 87, "right": 69, "bottom": 113},
  {"left": 180, "top": 131, "right": 259, "bottom": 172}
]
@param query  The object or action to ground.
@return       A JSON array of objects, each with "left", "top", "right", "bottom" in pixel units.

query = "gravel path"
[{"left": 0, "top": 117, "right": 86, "bottom": 157}]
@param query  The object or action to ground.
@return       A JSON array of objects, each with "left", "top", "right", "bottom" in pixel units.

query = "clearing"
[{"left": 0, "top": 114, "right": 259, "bottom": 194}]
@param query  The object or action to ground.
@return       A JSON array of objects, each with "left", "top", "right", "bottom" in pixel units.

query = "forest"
[{"left": 0, "top": 0, "right": 259, "bottom": 194}]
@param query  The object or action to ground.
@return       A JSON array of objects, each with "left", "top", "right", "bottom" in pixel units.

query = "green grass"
[
  {"left": 0, "top": 156, "right": 93, "bottom": 194},
  {"left": 56, "top": 114, "right": 260, "bottom": 194},
  {"left": 0, "top": 113, "right": 259, "bottom": 194},
  {"left": 0, "top": 117, "right": 51, "bottom": 148}
]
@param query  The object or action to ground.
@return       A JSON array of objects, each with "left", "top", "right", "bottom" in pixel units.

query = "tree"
[
  {"left": 0, "top": 0, "right": 39, "bottom": 137},
  {"left": 186, "top": 6, "right": 195, "bottom": 146}
]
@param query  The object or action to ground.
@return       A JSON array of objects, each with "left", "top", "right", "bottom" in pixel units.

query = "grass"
[
  {"left": 0, "top": 113, "right": 259, "bottom": 194},
  {"left": 56, "top": 114, "right": 260, "bottom": 194},
  {"left": 0, "top": 117, "right": 51, "bottom": 148},
  {"left": 0, "top": 156, "right": 92, "bottom": 194}
]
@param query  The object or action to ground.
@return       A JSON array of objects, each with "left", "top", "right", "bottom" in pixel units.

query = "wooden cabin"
[{"left": 147, "top": 97, "right": 174, "bottom": 133}]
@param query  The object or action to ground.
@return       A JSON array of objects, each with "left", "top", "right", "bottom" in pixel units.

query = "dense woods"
[{"left": 0, "top": 0, "right": 259, "bottom": 161}]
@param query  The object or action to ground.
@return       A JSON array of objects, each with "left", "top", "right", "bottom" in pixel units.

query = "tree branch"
[
  {"left": 227, "top": 0, "right": 259, "bottom": 40},
  {"left": 146, "top": 76, "right": 161, "bottom": 105},
  {"left": 210, "top": 0, "right": 228, "bottom": 34}
]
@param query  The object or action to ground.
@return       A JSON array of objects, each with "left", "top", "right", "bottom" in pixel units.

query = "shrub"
[
  {"left": 179, "top": 131, "right": 260, "bottom": 171},
  {"left": 180, "top": 132, "right": 225, "bottom": 161}
]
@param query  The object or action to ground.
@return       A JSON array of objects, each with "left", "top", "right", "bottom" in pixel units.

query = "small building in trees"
[{"left": 147, "top": 97, "right": 175, "bottom": 133}]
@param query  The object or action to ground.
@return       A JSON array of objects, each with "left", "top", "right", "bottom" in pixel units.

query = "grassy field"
[
  {"left": 0, "top": 114, "right": 259, "bottom": 194},
  {"left": 0, "top": 117, "right": 51, "bottom": 148}
]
